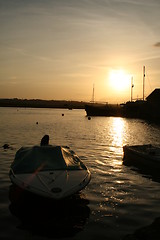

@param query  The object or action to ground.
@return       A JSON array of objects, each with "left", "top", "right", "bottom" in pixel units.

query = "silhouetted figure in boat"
[{"left": 40, "top": 135, "right": 49, "bottom": 146}]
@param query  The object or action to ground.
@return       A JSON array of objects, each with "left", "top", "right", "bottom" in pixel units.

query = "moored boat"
[
  {"left": 85, "top": 104, "right": 122, "bottom": 117},
  {"left": 9, "top": 145, "right": 91, "bottom": 199},
  {"left": 123, "top": 144, "right": 160, "bottom": 177}
]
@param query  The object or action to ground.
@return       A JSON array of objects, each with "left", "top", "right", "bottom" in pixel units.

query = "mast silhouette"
[
  {"left": 143, "top": 66, "right": 145, "bottom": 101},
  {"left": 91, "top": 84, "right": 95, "bottom": 103},
  {"left": 131, "top": 76, "right": 134, "bottom": 102}
]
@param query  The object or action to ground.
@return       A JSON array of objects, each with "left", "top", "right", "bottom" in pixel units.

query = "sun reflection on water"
[
  {"left": 108, "top": 117, "right": 126, "bottom": 168},
  {"left": 111, "top": 118, "right": 125, "bottom": 147}
]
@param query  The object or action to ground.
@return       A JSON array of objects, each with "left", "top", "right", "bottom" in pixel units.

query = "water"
[{"left": 0, "top": 107, "right": 160, "bottom": 240}]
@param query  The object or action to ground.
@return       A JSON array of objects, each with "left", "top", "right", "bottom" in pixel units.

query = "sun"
[{"left": 109, "top": 69, "right": 130, "bottom": 92}]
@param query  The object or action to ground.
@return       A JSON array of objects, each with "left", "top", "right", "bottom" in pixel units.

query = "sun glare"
[{"left": 109, "top": 69, "right": 130, "bottom": 92}]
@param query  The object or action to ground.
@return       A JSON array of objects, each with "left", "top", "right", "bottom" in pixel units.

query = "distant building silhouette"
[
  {"left": 146, "top": 88, "right": 160, "bottom": 104},
  {"left": 146, "top": 88, "right": 160, "bottom": 122}
]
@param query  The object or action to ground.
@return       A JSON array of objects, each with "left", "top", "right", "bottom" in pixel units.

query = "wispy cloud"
[
  {"left": 4, "top": 46, "right": 58, "bottom": 63},
  {"left": 154, "top": 42, "right": 160, "bottom": 47}
]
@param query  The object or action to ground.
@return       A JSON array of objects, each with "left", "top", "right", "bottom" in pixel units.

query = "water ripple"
[{"left": 0, "top": 108, "right": 160, "bottom": 239}]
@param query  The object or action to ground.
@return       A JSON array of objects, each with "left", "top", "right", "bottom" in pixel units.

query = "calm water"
[{"left": 0, "top": 107, "right": 160, "bottom": 240}]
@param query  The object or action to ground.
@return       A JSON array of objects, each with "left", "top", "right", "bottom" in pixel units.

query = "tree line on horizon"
[{"left": 0, "top": 98, "right": 88, "bottom": 109}]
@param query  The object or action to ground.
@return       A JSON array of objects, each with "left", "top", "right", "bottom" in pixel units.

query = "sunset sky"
[{"left": 0, "top": 0, "right": 160, "bottom": 103}]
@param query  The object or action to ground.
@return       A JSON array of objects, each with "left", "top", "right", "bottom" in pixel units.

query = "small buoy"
[{"left": 88, "top": 116, "right": 91, "bottom": 120}]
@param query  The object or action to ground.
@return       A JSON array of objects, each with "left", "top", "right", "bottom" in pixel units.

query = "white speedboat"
[
  {"left": 9, "top": 145, "right": 91, "bottom": 199},
  {"left": 123, "top": 144, "right": 160, "bottom": 174}
]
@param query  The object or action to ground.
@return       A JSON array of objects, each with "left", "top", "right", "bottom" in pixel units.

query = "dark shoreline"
[
  {"left": 0, "top": 98, "right": 88, "bottom": 109},
  {"left": 1, "top": 95, "right": 160, "bottom": 124}
]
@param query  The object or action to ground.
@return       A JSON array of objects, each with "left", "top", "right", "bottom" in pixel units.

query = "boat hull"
[
  {"left": 85, "top": 104, "right": 122, "bottom": 117},
  {"left": 123, "top": 144, "right": 160, "bottom": 178},
  {"left": 9, "top": 169, "right": 91, "bottom": 200}
]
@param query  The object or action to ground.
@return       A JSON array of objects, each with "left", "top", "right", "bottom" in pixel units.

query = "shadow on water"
[
  {"left": 122, "top": 217, "right": 160, "bottom": 240},
  {"left": 9, "top": 184, "right": 90, "bottom": 238},
  {"left": 123, "top": 161, "right": 160, "bottom": 183},
  {"left": 122, "top": 161, "right": 160, "bottom": 239},
  {"left": 122, "top": 151, "right": 160, "bottom": 183}
]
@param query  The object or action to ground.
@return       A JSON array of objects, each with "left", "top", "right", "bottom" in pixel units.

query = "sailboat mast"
[
  {"left": 131, "top": 76, "right": 134, "bottom": 102},
  {"left": 91, "top": 84, "right": 95, "bottom": 103},
  {"left": 143, "top": 66, "right": 145, "bottom": 101}
]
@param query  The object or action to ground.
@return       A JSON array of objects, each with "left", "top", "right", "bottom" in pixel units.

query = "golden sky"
[{"left": 0, "top": 0, "right": 160, "bottom": 103}]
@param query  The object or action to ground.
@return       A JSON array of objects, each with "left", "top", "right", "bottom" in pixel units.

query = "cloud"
[{"left": 154, "top": 42, "right": 160, "bottom": 47}]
